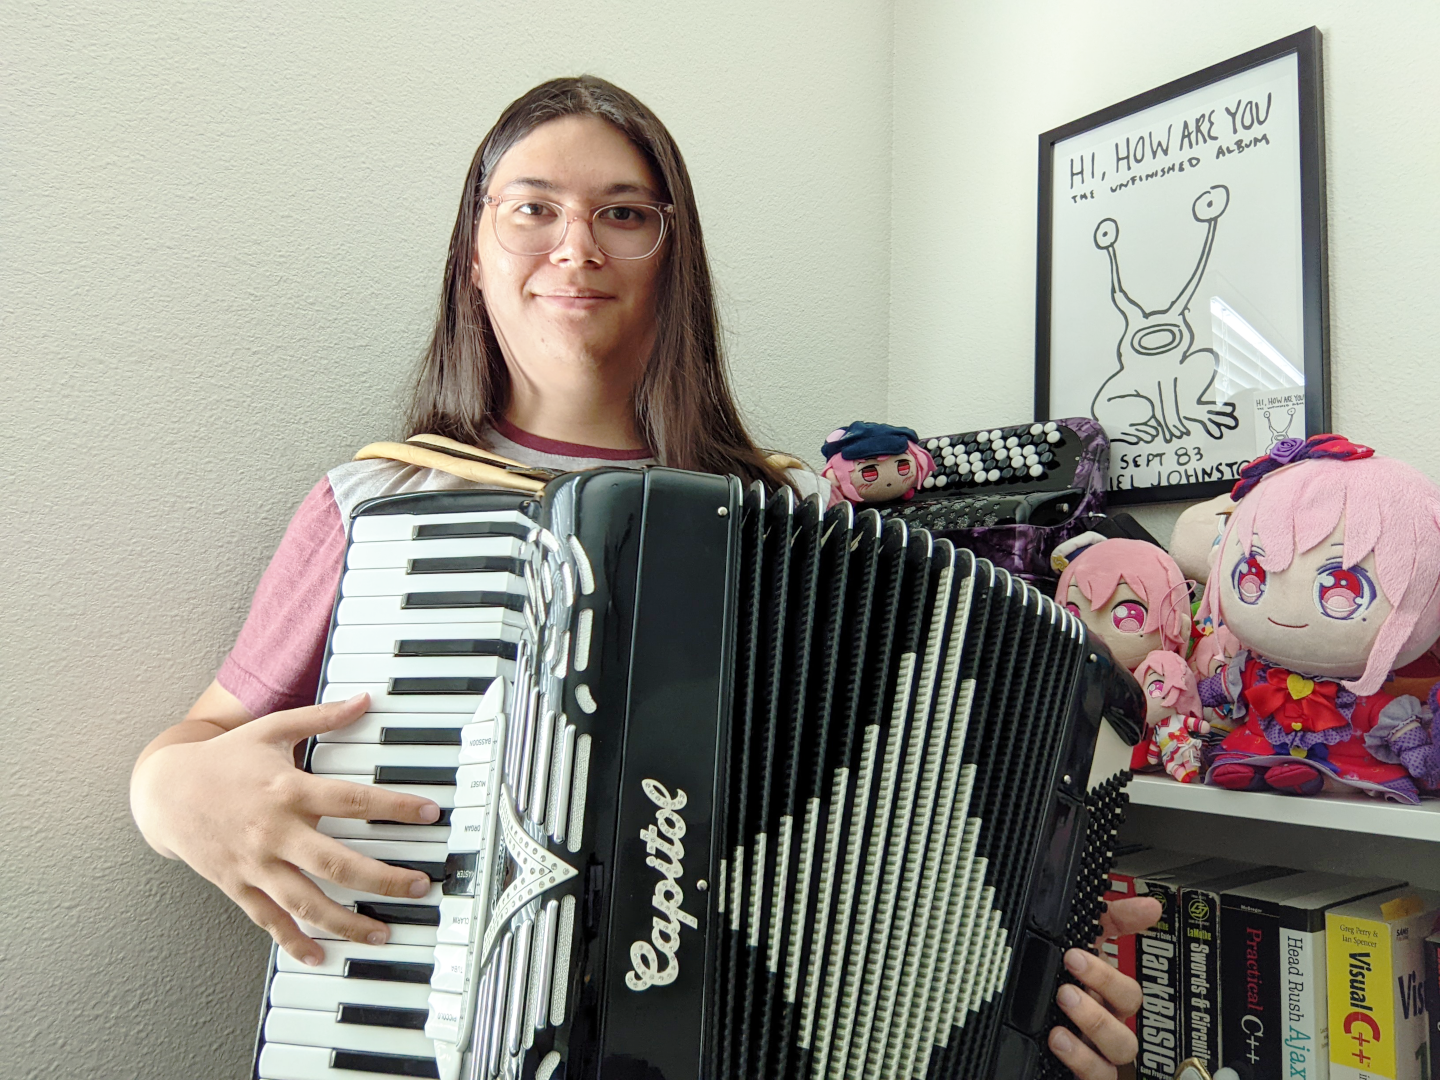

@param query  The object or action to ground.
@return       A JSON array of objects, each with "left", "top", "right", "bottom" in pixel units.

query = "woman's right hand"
[{"left": 130, "top": 690, "right": 441, "bottom": 966}]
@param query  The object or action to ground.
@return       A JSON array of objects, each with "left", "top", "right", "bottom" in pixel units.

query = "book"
[
  {"left": 1133, "top": 858, "right": 1287, "bottom": 1080},
  {"left": 1212, "top": 873, "right": 1402, "bottom": 1080},
  {"left": 1106, "top": 850, "right": 1213, "bottom": 1025},
  {"left": 1106, "top": 849, "right": 1209, "bottom": 1080},
  {"left": 1274, "top": 876, "right": 1405, "bottom": 1080},
  {"left": 1174, "top": 865, "right": 1307, "bottom": 1074},
  {"left": 1326, "top": 887, "right": 1440, "bottom": 1080},
  {"left": 1424, "top": 934, "right": 1440, "bottom": 1080}
]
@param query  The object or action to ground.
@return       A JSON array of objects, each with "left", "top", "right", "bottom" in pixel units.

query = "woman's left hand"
[{"left": 1048, "top": 896, "right": 1162, "bottom": 1080}]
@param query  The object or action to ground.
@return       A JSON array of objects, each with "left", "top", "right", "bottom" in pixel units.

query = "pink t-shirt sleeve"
[{"left": 217, "top": 477, "right": 346, "bottom": 717}]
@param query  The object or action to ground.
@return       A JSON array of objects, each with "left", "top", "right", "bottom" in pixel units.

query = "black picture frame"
[{"left": 1035, "top": 27, "right": 1329, "bottom": 506}]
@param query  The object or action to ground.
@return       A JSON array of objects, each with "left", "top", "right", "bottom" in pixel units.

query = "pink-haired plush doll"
[
  {"left": 1055, "top": 536, "right": 1199, "bottom": 780},
  {"left": 820, "top": 422, "right": 935, "bottom": 508},
  {"left": 1198, "top": 435, "right": 1440, "bottom": 802},
  {"left": 1055, "top": 537, "right": 1192, "bottom": 672},
  {"left": 1135, "top": 651, "right": 1210, "bottom": 782}
]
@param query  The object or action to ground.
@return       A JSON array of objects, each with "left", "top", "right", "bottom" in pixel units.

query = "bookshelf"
[
  {"left": 1125, "top": 774, "right": 1440, "bottom": 843},
  {"left": 1120, "top": 775, "right": 1440, "bottom": 892}
]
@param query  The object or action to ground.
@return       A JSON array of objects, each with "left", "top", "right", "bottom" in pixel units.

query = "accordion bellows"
[{"left": 252, "top": 468, "right": 1145, "bottom": 1080}]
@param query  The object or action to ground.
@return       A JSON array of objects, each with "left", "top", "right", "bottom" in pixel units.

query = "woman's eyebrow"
[{"left": 500, "top": 177, "right": 660, "bottom": 198}]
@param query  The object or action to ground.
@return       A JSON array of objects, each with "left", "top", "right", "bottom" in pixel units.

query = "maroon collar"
[{"left": 493, "top": 417, "right": 652, "bottom": 462}]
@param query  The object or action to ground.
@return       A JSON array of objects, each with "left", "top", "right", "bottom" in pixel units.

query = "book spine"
[
  {"left": 1180, "top": 885, "right": 1222, "bottom": 1072},
  {"left": 1220, "top": 900, "right": 1283, "bottom": 1078},
  {"left": 1105, "top": 870, "right": 1140, "bottom": 1036},
  {"left": 1280, "top": 921, "right": 1329, "bottom": 1080},
  {"left": 1424, "top": 937, "right": 1440, "bottom": 1080},
  {"left": 1135, "top": 878, "right": 1183, "bottom": 1080},
  {"left": 1395, "top": 916, "right": 1430, "bottom": 1080},
  {"left": 1327, "top": 912, "right": 1396, "bottom": 1080}
]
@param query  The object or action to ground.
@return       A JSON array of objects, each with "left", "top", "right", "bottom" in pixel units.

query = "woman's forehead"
[{"left": 490, "top": 115, "right": 661, "bottom": 201}]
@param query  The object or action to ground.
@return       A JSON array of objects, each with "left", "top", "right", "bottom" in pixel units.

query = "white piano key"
[
  {"left": 347, "top": 536, "right": 528, "bottom": 569},
  {"left": 326, "top": 654, "right": 511, "bottom": 684},
  {"left": 454, "top": 765, "right": 494, "bottom": 808},
  {"left": 321, "top": 683, "right": 481, "bottom": 713},
  {"left": 436, "top": 897, "right": 476, "bottom": 944},
  {"left": 311, "top": 773, "right": 457, "bottom": 807},
  {"left": 458, "top": 720, "right": 498, "bottom": 764},
  {"left": 269, "top": 971, "right": 431, "bottom": 1013},
  {"left": 276, "top": 940, "right": 435, "bottom": 979},
  {"left": 341, "top": 567, "right": 520, "bottom": 598},
  {"left": 430, "top": 943, "right": 470, "bottom": 993},
  {"left": 312, "top": 744, "right": 460, "bottom": 774},
  {"left": 351, "top": 509, "right": 535, "bottom": 544},
  {"left": 340, "top": 838, "right": 450, "bottom": 866},
  {"left": 338, "top": 595, "right": 529, "bottom": 627},
  {"left": 311, "top": 875, "right": 442, "bottom": 909},
  {"left": 257, "top": 1042, "right": 435, "bottom": 1080},
  {"left": 302, "top": 920, "right": 438, "bottom": 947},
  {"left": 425, "top": 989, "right": 465, "bottom": 1043},
  {"left": 330, "top": 622, "right": 522, "bottom": 656},
  {"left": 318, "top": 818, "right": 450, "bottom": 843},
  {"left": 317, "top": 712, "right": 470, "bottom": 744},
  {"left": 265, "top": 1006, "right": 436, "bottom": 1057}
]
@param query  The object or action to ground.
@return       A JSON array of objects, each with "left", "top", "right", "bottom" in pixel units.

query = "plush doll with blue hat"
[{"left": 820, "top": 421, "right": 935, "bottom": 507}]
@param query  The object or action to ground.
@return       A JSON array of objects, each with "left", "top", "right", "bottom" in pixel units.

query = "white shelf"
[{"left": 1125, "top": 773, "right": 1440, "bottom": 843}]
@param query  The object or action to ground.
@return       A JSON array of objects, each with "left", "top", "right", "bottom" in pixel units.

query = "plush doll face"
[
  {"left": 845, "top": 454, "right": 919, "bottom": 503},
  {"left": 1216, "top": 519, "right": 1392, "bottom": 678},
  {"left": 1064, "top": 582, "right": 1160, "bottom": 670}
]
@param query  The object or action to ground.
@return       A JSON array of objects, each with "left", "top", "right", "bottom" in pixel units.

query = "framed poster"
[{"left": 1036, "top": 28, "right": 1328, "bottom": 505}]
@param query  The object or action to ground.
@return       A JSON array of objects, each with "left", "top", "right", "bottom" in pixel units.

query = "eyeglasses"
[{"left": 481, "top": 195, "right": 674, "bottom": 260}]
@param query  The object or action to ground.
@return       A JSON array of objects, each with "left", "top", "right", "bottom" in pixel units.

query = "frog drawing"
[{"left": 1090, "top": 185, "right": 1240, "bottom": 446}]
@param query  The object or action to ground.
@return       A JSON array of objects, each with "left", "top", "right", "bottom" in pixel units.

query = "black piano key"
[
  {"left": 394, "top": 638, "right": 519, "bottom": 659},
  {"left": 330, "top": 1049, "right": 440, "bottom": 1078},
  {"left": 384, "top": 859, "right": 446, "bottom": 882},
  {"left": 443, "top": 851, "right": 481, "bottom": 897},
  {"left": 373, "top": 766, "right": 458, "bottom": 785},
  {"left": 413, "top": 521, "right": 529, "bottom": 540},
  {"left": 354, "top": 902, "right": 442, "bottom": 926},
  {"left": 387, "top": 676, "right": 493, "bottom": 695},
  {"left": 342, "top": 959, "right": 434, "bottom": 983},
  {"left": 336, "top": 1003, "right": 429, "bottom": 1029},
  {"left": 406, "top": 556, "right": 526, "bottom": 576},
  {"left": 401, "top": 590, "right": 525, "bottom": 612},
  {"left": 379, "top": 727, "right": 463, "bottom": 746},
  {"left": 369, "top": 807, "right": 452, "bottom": 826}
]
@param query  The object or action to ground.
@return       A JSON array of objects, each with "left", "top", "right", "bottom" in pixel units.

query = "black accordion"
[{"left": 252, "top": 468, "right": 1144, "bottom": 1080}]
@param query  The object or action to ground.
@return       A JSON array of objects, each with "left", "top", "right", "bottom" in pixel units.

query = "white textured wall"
[
  {"left": 889, "top": 0, "right": 1440, "bottom": 542},
  {"left": 0, "top": 2, "right": 890, "bottom": 1075}
]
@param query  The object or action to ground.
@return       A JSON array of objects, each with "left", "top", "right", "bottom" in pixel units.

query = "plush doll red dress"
[{"left": 1197, "top": 435, "right": 1440, "bottom": 802}]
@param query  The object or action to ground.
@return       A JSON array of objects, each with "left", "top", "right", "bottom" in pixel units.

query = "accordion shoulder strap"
[{"left": 354, "top": 434, "right": 550, "bottom": 493}]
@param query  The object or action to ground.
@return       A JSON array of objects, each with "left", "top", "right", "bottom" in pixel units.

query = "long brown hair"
[{"left": 407, "top": 75, "right": 789, "bottom": 490}]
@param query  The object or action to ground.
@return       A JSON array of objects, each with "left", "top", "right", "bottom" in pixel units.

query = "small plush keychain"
[
  {"left": 1197, "top": 434, "right": 1440, "bottom": 802},
  {"left": 1134, "top": 651, "right": 1210, "bottom": 782},
  {"left": 820, "top": 422, "right": 935, "bottom": 507},
  {"left": 1189, "top": 624, "right": 1242, "bottom": 740}
]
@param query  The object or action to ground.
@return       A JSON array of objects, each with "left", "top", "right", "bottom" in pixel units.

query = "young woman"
[{"left": 130, "top": 76, "right": 1154, "bottom": 1079}]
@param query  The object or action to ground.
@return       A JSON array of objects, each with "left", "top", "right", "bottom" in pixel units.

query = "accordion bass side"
[{"left": 252, "top": 467, "right": 1146, "bottom": 1080}]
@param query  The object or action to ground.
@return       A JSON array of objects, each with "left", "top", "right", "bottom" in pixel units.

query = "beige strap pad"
[{"left": 354, "top": 439, "right": 546, "bottom": 493}]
